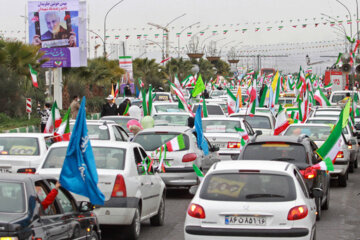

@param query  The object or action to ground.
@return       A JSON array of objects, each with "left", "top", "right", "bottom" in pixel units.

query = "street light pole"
[
  {"left": 104, "top": 0, "right": 125, "bottom": 58},
  {"left": 336, "top": 0, "right": 353, "bottom": 38},
  {"left": 177, "top": 22, "right": 200, "bottom": 58}
]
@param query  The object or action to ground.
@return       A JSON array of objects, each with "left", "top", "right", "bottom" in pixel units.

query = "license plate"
[
  {"left": 225, "top": 216, "right": 266, "bottom": 225},
  {"left": 214, "top": 143, "right": 226, "bottom": 148},
  {"left": 0, "top": 168, "right": 11, "bottom": 173}
]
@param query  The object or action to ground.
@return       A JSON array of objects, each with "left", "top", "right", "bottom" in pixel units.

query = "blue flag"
[
  {"left": 60, "top": 97, "right": 105, "bottom": 205},
  {"left": 194, "top": 106, "right": 209, "bottom": 155}
]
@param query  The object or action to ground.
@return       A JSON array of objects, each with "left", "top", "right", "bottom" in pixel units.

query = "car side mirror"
[
  {"left": 355, "top": 123, "right": 360, "bottom": 131},
  {"left": 79, "top": 201, "right": 93, "bottom": 212},
  {"left": 189, "top": 185, "right": 199, "bottom": 195},
  {"left": 310, "top": 188, "right": 323, "bottom": 198},
  {"left": 211, "top": 145, "right": 220, "bottom": 152},
  {"left": 137, "top": 165, "right": 146, "bottom": 175},
  {"left": 255, "top": 130, "right": 262, "bottom": 136}
]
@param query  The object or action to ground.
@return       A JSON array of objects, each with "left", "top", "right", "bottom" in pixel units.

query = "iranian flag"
[
  {"left": 274, "top": 105, "right": 290, "bottom": 135},
  {"left": 138, "top": 78, "right": 145, "bottom": 88},
  {"left": 166, "top": 134, "right": 186, "bottom": 151},
  {"left": 29, "top": 64, "right": 38, "bottom": 88},
  {"left": 169, "top": 81, "right": 194, "bottom": 116},
  {"left": 114, "top": 79, "right": 120, "bottom": 97},
  {"left": 226, "top": 88, "right": 237, "bottom": 115},
  {"left": 44, "top": 101, "right": 62, "bottom": 133},
  {"left": 182, "top": 74, "right": 196, "bottom": 88},
  {"left": 174, "top": 74, "right": 182, "bottom": 89},
  {"left": 314, "top": 87, "right": 331, "bottom": 106},
  {"left": 246, "top": 79, "right": 257, "bottom": 116},
  {"left": 317, "top": 102, "right": 350, "bottom": 163},
  {"left": 54, "top": 108, "right": 71, "bottom": 142},
  {"left": 247, "top": 70, "right": 255, "bottom": 75},
  {"left": 311, "top": 157, "right": 334, "bottom": 171},
  {"left": 235, "top": 127, "right": 249, "bottom": 142},
  {"left": 146, "top": 85, "right": 154, "bottom": 115},
  {"left": 324, "top": 83, "right": 332, "bottom": 90}
]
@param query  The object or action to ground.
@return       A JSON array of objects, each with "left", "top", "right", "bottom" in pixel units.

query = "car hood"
[{"left": 0, "top": 213, "right": 28, "bottom": 232}]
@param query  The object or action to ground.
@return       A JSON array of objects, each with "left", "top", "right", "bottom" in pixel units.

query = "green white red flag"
[
  {"left": 314, "top": 87, "right": 331, "bottom": 106},
  {"left": 29, "top": 64, "right": 38, "bottom": 88},
  {"left": 169, "top": 81, "right": 194, "bottom": 116},
  {"left": 165, "top": 134, "right": 186, "bottom": 152},
  {"left": 226, "top": 88, "right": 237, "bottom": 114},
  {"left": 44, "top": 101, "right": 62, "bottom": 133},
  {"left": 54, "top": 108, "right": 71, "bottom": 142},
  {"left": 274, "top": 105, "right": 290, "bottom": 135}
]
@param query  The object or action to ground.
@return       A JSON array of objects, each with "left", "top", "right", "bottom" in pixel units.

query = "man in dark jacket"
[
  {"left": 118, "top": 99, "right": 131, "bottom": 115},
  {"left": 101, "top": 95, "right": 118, "bottom": 117}
]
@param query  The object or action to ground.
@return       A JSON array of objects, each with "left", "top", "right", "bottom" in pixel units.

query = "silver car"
[
  {"left": 230, "top": 111, "right": 275, "bottom": 136},
  {"left": 133, "top": 126, "right": 220, "bottom": 187}
]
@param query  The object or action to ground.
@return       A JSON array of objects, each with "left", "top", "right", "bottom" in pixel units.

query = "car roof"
[
  {"left": 202, "top": 117, "right": 241, "bottom": 122},
  {"left": 139, "top": 126, "right": 190, "bottom": 133},
  {"left": 153, "top": 102, "right": 177, "bottom": 106},
  {"left": 101, "top": 116, "right": 136, "bottom": 119},
  {"left": 0, "top": 173, "right": 55, "bottom": 182},
  {"left": 47, "top": 140, "right": 142, "bottom": 149},
  {"left": 307, "top": 117, "right": 338, "bottom": 121},
  {"left": 0, "top": 133, "right": 53, "bottom": 138},
  {"left": 230, "top": 111, "right": 271, "bottom": 117},
  {"left": 70, "top": 121, "right": 117, "bottom": 126},
  {"left": 286, "top": 123, "right": 332, "bottom": 128},
  {"left": 249, "top": 135, "right": 308, "bottom": 144},
  {"left": 210, "top": 160, "right": 293, "bottom": 173},
  {"left": 153, "top": 112, "right": 191, "bottom": 116}
]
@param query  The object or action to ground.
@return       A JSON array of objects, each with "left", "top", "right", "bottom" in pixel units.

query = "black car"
[
  {"left": 239, "top": 134, "right": 330, "bottom": 221},
  {"left": 0, "top": 174, "right": 101, "bottom": 240}
]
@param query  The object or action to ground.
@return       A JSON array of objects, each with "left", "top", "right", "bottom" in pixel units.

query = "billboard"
[
  {"left": 119, "top": 56, "right": 133, "bottom": 83},
  {"left": 28, "top": 0, "right": 87, "bottom": 67}
]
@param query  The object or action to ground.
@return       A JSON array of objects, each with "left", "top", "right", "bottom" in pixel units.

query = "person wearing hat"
[{"left": 101, "top": 95, "right": 118, "bottom": 117}]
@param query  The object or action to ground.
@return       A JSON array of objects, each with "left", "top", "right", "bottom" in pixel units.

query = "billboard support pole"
[{"left": 53, "top": 68, "right": 63, "bottom": 109}]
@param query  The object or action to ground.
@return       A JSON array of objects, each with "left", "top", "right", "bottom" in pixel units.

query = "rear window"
[
  {"left": 153, "top": 114, "right": 189, "bottom": 126},
  {"left": 192, "top": 105, "right": 224, "bottom": 115},
  {"left": 284, "top": 126, "right": 331, "bottom": 141},
  {"left": 154, "top": 94, "right": 171, "bottom": 101},
  {"left": 202, "top": 120, "right": 240, "bottom": 133},
  {"left": 200, "top": 173, "right": 296, "bottom": 202},
  {"left": 0, "top": 181, "right": 25, "bottom": 213},
  {"left": 154, "top": 105, "right": 185, "bottom": 113},
  {"left": 231, "top": 115, "right": 271, "bottom": 129},
  {"left": 133, "top": 132, "right": 189, "bottom": 151},
  {"left": 242, "top": 143, "right": 308, "bottom": 164},
  {"left": 43, "top": 147, "right": 126, "bottom": 170},
  {"left": 70, "top": 124, "right": 110, "bottom": 140},
  {"left": 307, "top": 120, "right": 348, "bottom": 134},
  {"left": 0, "top": 137, "right": 39, "bottom": 156}
]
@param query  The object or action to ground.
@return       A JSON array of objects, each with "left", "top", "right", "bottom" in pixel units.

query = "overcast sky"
[{"left": 0, "top": 0, "right": 358, "bottom": 72}]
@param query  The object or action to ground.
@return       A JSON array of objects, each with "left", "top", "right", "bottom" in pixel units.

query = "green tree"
[
  {"left": 133, "top": 58, "right": 167, "bottom": 89},
  {"left": 164, "top": 57, "right": 193, "bottom": 82},
  {"left": 212, "top": 59, "right": 230, "bottom": 77},
  {"left": 192, "top": 58, "right": 216, "bottom": 84}
]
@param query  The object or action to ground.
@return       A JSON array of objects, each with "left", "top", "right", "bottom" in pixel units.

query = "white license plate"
[
  {"left": 225, "top": 216, "right": 266, "bottom": 225},
  {"left": 0, "top": 168, "right": 11, "bottom": 173},
  {"left": 214, "top": 143, "right": 226, "bottom": 148}
]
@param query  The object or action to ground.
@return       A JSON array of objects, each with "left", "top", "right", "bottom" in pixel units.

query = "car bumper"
[
  {"left": 94, "top": 197, "right": 139, "bottom": 225},
  {"left": 218, "top": 150, "right": 240, "bottom": 160},
  {"left": 184, "top": 226, "right": 310, "bottom": 239},
  {"left": 160, "top": 167, "right": 198, "bottom": 186}
]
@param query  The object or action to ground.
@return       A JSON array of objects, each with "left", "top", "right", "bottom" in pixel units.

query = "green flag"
[
  {"left": 192, "top": 74, "right": 205, "bottom": 97},
  {"left": 202, "top": 96, "right": 208, "bottom": 117}
]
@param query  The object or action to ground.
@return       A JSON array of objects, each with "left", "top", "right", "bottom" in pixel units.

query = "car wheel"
[
  {"left": 349, "top": 161, "right": 354, "bottom": 173},
  {"left": 125, "top": 207, "right": 141, "bottom": 240},
  {"left": 150, "top": 196, "right": 165, "bottom": 226},
  {"left": 321, "top": 188, "right": 330, "bottom": 210},
  {"left": 89, "top": 230, "right": 99, "bottom": 240},
  {"left": 338, "top": 173, "right": 347, "bottom": 187},
  {"left": 315, "top": 197, "right": 321, "bottom": 221}
]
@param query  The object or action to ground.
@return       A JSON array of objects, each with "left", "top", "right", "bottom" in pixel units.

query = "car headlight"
[{"left": 0, "top": 237, "right": 19, "bottom": 240}]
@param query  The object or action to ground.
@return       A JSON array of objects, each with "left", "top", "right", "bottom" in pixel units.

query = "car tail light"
[
  {"left": 17, "top": 168, "right": 36, "bottom": 174},
  {"left": 287, "top": 205, "right": 308, "bottom": 220},
  {"left": 111, "top": 174, "right": 127, "bottom": 198},
  {"left": 227, "top": 142, "right": 241, "bottom": 148},
  {"left": 182, "top": 153, "right": 197, "bottom": 162},
  {"left": 348, "top": 144, "right": 352, "bottom": 149},
  {"left": 187, "top": 203, "right": 206, "bottom": 219},
  {"left": 337, "top": 151, "right": 344, "bottom": 159},
  {"left": 300, "top": 167, "right": 317, "bottom": 179},
  {"left": 2, "top": 237, "right": 19, "bottom": 240}
]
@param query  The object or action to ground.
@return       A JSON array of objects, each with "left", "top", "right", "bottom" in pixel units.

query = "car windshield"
[
  {"left": 331, "top": 93, "right": 347, "bottom": 103},
  {"left": 307, "top": 120, "right": 348, "bottom": 134},
  {"left": 0, "top": 137, "right": 39, "bottom": 156},
  {"left": 202, "top": 120, "right": 240, "bottom": 133},
  {"left": 0, "top": 181, "right": 25, "bottom": 213},
  {"left": 284, "top": 126, "right": 331, "bottom": 141},
  {"left": 211, "top": 90, "right": 226, "bottom": 96},
  {"left": 43, "top": 147, "right": 126, "bottom": 170},
  {"left": 101, "top": 117, "right": 136, "bottom": 133},
  {"left": 155, "top": 105, "right": 186, "bottom": 113},
  {"left": 133, "top": 132, "right": 189, "bottom": 151},
  {"left": 153, "top": 114, "right": 189, "bottom": 126},
  {"left": 70, "top": 124, "right": 110, "bottom": 140},
  {"left": 232, "top": 115, "right": 271, "bottom": 129},
  {"left": 219, "top": 103, "right": 228, "bottom": 114},
  {"left": 154, "top": 94, "right": 171, "bottom": 101},
  {"left": 200, "top": 173, "right": 296, "bottom": 202},
  {"left": 242, "top": 143, "right": 308, "bottom": 164},
  {"left": 193, "top": 105, "right": 224, "bottom": 115}
]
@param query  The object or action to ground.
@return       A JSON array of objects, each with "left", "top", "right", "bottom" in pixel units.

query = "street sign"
[{"left": 26, "top": 98, "right": 32, "bottom": 113}]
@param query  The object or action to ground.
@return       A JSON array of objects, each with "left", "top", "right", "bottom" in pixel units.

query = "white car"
[
  {"left": 151, "top": 102, "right": 188, "bottom": 115},
  {"left": 205, "top": 99, "right": 228, "bottom": 115},
  {"left": 329, "top": 90, "right": 360, "bottom": 106},
  {"left": 36, "top": 141, "right": 166, "bottom": 239},
  {"left": 230, "top": 111, "right": 275, "bottom": 136},
  {"left": 133, "top": 126, "right": 220, "bottom": 187},
  {"left": 153, "top": 112, "right": 192, "bottom": 126},
  {"left": 202, "top": 118, "right": 255, "bottom": 160},
  {"left": 153, "top": 92, "right": 176, "bottom": 102},
  {"left": 70, "top": 121, "right": 129, "bottom": 142},
  {"left": 0, "top": 133, "right": 52, "bottom": 173},
  {"left": 184, "top": 161, "right": 318, "bottom": 240},
  {"left": 192, "top": 104, "right": 226, "bottom": 118}
]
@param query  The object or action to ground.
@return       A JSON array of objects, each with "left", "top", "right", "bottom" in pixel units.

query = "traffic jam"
[{"left": 0, "top": 68, "right": 358, "bottom": 240}]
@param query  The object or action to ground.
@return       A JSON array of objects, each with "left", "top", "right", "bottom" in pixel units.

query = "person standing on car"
[
  {"left": 70, "top": 95, "right": 80, "bottom": 119},
  {"left": 101, "top": 95, "right": 118, "bottom": 117},
  {"left": 37, "top": 103, "right": 51, "bottom": 133}
]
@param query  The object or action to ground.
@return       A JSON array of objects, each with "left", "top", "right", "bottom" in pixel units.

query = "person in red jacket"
[{"left": 36, "top": 181, "right": 61, "bottom": 210}]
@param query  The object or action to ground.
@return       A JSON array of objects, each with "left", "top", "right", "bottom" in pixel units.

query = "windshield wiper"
[
  {"left": 272, "top": 157, "right": 295, "bottom": 161},
  {"left": 245, "top": 193, "right": 285, "bottom": 199}
]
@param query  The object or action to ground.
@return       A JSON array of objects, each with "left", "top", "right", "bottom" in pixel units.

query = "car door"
[
  {"left": 139, "top": 146, "right": 161, "bottom": 214},
  {"left": 116, "top": 126, "right": 129, "bottom": 141},
  {"left": 112, "top": 126, "right": 125, "bottom": 141},
  {"left": 294, "top": 169, "right": 316, "bottom": 220},
  {"left": 35, "top": 180, "right": 69, "bottom": 240},
  {"left": 133, "top": 147, "right": 152, "bottom": 217},
  {"left": 47, "top": 180, "right": 84, "bottom": 239}
]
